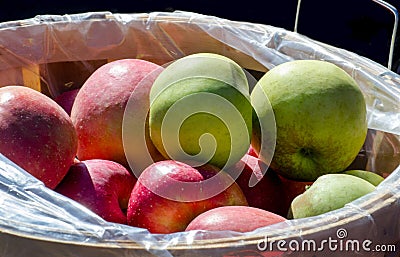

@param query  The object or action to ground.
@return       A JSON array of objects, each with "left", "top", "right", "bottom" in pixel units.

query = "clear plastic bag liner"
[{"left": 0, "top": 11, "right": 399, "bottom": 256}]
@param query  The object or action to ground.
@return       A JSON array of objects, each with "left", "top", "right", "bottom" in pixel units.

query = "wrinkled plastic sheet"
[{"left": 0, "top": 11, "right": 399, "bottom": 257}]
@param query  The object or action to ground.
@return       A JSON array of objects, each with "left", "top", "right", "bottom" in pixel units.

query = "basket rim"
[{"left": 0, "top": 180, "right": 397, "bottom": 250}]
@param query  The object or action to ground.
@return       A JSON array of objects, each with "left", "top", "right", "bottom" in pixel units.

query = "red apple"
[
  {"left": 185, "top": 205, "right": 287, "bottom": 233},
  {"left": 55, "top": 159, "right": 137, "bottom": 224},
  {"left": 71, "top": 59, "right": 163, "bottom": 167},
  {"left": 0, "top": 85, "right": 77, "bottom": 189},
  {"left": 54, "top": 88, "right": 79, "bottom": 115},
  {"left": 247, "top": 145, "right": 258, "bottom": 158},
  {"left": 127, "top": 160, "right": 248, "bottom": 234},
  {"left": 230, "top": 154, "right": 287, "bottom": 216},
  {"left": 279, "top": 174, "right": 313, "bottom": 212}
]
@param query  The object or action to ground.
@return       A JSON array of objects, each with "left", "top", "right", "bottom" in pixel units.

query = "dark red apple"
[
  {"left": 247, "top": 145, "right": 258, "bottom": 158},
  {"left": 127, "top": 160, "right": 248, "bottom": 234},
  {"left": 54, "top": 88, "right": 79, "bottom": 115},
  {"left": 71, "top": 59, "right": 163, "bottom": 167},
  {"left": 229, "top": 154, "right": 287, "bottom": 216},
  {"left": 0, "top": 85, "right": 77, "bottom": 189},
  {"left": 279, "top": 174, "right": 313, "bottom": 212},
  {"left": 55, "top": 159, "right": 137, "bottom": 224},
  {"left": 185, "top": 205, "right": 287, "bottom": 233}
]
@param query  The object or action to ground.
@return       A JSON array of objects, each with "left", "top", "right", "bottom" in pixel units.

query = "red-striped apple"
[
  {"left": 55, "top": 159, "right": 137, "bottom": 224},
  {"left": 127, "top": 160, "right": 248, "bottom": 233},
  {"left": 185, "top": 205, "right": 287, "bottom": 233},
  {"left": 0, "top": 85, "right": 77, "bottom": 189},
  {"left": 71, "top": 59, "right": 163, "bottom": 167}
]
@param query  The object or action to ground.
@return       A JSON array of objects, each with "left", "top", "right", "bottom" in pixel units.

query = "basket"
[{"left": 0, "top": 11, "right": 399, "bottom": 257}]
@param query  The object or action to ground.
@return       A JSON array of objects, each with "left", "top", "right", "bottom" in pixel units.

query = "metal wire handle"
[{"left": 294, "top": 0, "right": 399, "bottom": 71}]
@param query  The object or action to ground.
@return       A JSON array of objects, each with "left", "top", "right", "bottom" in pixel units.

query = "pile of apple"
[{"left": 0, "top": 53, "right": 384, "bottom": 235}]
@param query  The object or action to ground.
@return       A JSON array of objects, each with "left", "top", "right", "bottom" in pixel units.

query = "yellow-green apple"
[
  {"left": 71, "top": 59, "right": 163, "bottom": 167},
  {"left": 55, "top": 159, "right": 137, "bottom": 224},
  {"left": 185, "top": 206, "right": 286, "bottom": 233},
  {"left": 149, "top": 53, "right": 252, "bottom": 170},
  {"left": 126, "top": 160, "right": 248, "bottom": 233},
  {"left": 251, "top": 60, "right": 368, "bottom": 181},
  {"left": 229, "top": 154, "right": 287, "bottom": 216},
  {"left": 149, "top": 52, "right": 249, "bottom": 102},
  {"left": 290, "top": 173, "right": 375, "bottom": 219},
  {"left": 0, "top": 85, "right": 77, "bottom": 189},
  {"left": 54, "top": 88, "right": 79, "bottom": 116},
  {"left": 344, "top": 169, "right": 384, "bottom": 186}
]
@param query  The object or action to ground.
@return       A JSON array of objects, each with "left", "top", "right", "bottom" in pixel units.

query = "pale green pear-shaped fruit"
[
  {"left": 290, "top": 173, "right": 375, "bottom": 219},
  {"left": 344, "top": 170, "right": 384, "bottom": 186}
]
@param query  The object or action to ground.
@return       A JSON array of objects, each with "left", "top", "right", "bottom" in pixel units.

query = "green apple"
[
  {"left": 150, "top": 52, "right": 249, "bottom": 101},
  {"left": 344, "top": 170, "right": 384, "bottom": 186},
  {"left": 149, "top": 53, "right": 252, "bottom": 169},
  {"left": 290, "top": 173, "right": 376, "bottom": 219},
  {"left": 251, "top": 60, "right": 368, "bottom": 181}
]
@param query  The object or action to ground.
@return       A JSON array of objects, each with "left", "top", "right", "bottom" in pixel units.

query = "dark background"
[{"left": 1, "top": 0, "right": 399, "bottom": 73}]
